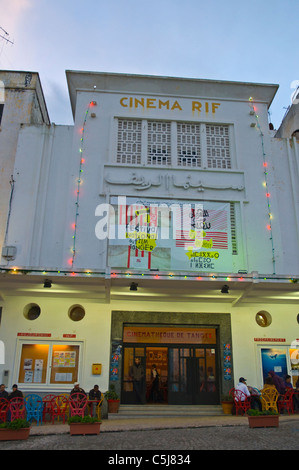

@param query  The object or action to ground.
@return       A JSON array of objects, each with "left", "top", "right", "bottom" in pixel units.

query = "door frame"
[
  {"left": 121, "top": 341, "right": 219, "bottom": 405},
  {"left": 111, "top": 311, "right": 233, "bottom": 402},
  {"left": 168, "top": 345, "right": 219, "bottom": 405}
]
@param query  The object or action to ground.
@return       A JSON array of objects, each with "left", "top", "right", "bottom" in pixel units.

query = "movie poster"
[{"left": 260, "top": 348, "right": 288, "bottom": 383}]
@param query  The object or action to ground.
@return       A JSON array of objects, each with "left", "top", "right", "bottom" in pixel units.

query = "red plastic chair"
[
  {"left": 9, "top": 397, "right": 26, "bottom": 421},
  {"left": 50, "top": 395, "right": 69, "bottom": 424},
  {"left": 0, "top": 398, "right": 9, "bottom": 423},
  {"left": 42, "top": 394, "right": 57, "bottom": 422},
  {"left": 229, "top": 388, "right": 251, "bottom": 415},
  {"left": 69, "top": 393, "right": 87, "bottom": 417},
  {"left": 278, "top": 389, "right": 294, "bottom": 415}
]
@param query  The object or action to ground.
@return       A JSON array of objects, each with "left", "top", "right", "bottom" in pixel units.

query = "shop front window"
[
  {"left": 18, "top": 344, "right": 49, "bottom": 384},
  {"left": 17, "top": 341, "right": 81, "bottom": 387}
]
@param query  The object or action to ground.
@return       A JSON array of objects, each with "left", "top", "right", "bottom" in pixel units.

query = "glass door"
[
  {"left": 168, "top": 346, "right": 218, "bottom": 405},
  {"left": 121, "top": 346, "right": 146, "bottom": 404},
  {"left": 146, "top": 347, "right": 168, "bottom": 403}
]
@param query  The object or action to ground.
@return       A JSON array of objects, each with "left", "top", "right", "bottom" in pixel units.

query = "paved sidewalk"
[{"left": 30, "top": 414, "right": 299, "bottom": 435}]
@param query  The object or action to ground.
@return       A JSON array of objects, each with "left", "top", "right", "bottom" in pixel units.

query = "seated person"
[
  {"left": 89, "top": 385, "right": 102, "bottom": 417},
  {"left": 285, "top": 374, "right": 293, "bottom": 390},
  {"left": 262, "top": 376, "right": 276, "bottom": 391},
  {"left": 236, "top": 377, "right": 261, "bottom": 410},
  {"left": 235, "top": 377, "right": 251, "bottom": 400},
  {"left": 70, "top": 382, "right": 86, "bottom": 396},
  {"left": 0, "top": 384, "right": 8, "bottom": 399},
  {"left": 284, "top": 375, "right": 299, "bottom": 411},
  {"left": 268, "top": 371, "right": 285, "bottom": 394},
  {"left": 89, "top": 384, "right": 102, "bottom": 401},
  {"left": 9, "top": 384, "right": 23, "bottom": 400}
]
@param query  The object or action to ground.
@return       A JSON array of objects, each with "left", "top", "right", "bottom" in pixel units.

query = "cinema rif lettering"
[{"left": 120, "top": 96, "right": 221, "bottom": 113}]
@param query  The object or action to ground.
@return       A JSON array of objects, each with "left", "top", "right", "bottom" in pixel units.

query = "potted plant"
[
  {"left": 68, "top": 415, "right": 101, "bottom": 435},
  {"left": 0, "top": 418, "right": 31, "bottom": 441},
  {"left": 221, "top": 394, "right": 234, "bottom": 415},
  {"left": 247, "top": 409, "right": 279, "bottom": 428},
  {"left": 104, "top": 384, "right": 120, "bottom": 413}
]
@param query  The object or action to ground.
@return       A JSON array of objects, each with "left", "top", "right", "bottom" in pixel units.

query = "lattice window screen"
[
  {"left": 206, "top": 125, "right": 231, "bottom": 169},
  {"left": 177, "top": 123, "right": 201, "bottom": 167},
  {"left": 117, "top": 119, "right": 142, "bottom": 164},
  {"left": 147, "top": 121, "right": 171, "bottom": 165}
]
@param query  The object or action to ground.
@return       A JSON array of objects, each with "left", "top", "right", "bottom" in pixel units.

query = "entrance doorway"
[
  {"left": 121, "top": 343, "right": 218, "bottom": 405},
  {"left": 121, "top": 346, "right": 168, "bottom": 404},
  {"left": 146, "top": 347, "right": 168, "bottom": 403},
  {"left": 168, "top": 347, "right": 217, "bottom": 404}
]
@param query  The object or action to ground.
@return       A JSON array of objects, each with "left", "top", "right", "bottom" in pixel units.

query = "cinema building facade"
[{"left": 0, "top": 70, "right": 298, "bottom": 407}]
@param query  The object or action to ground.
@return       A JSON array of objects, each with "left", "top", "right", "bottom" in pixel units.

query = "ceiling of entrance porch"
[
  {"left": 0, "top": 273, "right": 298, "bottom": 305},
  {"left": 107, "top": 277, "right": 299, "bottom": 304}
]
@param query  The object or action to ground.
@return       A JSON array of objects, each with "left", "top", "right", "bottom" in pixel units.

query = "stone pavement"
[
  {"left": 1, "top": 414, "right": 299, "bottom": 451},
  {"left": 28, "top": 412, "right": 299, "bottom": 434}
]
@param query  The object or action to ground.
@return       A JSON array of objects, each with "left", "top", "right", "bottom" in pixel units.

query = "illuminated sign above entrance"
[{"left": 123, "top": 326, "right": 216, "bottom": 344}]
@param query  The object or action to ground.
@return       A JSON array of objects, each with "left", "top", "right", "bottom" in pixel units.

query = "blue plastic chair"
[{"left": 25, "top": 393, "right": 43, "bottom": 425}]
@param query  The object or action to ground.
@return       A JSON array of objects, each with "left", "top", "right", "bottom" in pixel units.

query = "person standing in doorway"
[
  {"left": 129, "top": 357, "right": 145, "bottom": 404},
  {"left": 149, "top": 364, "right": 160, "bottom": 402}
]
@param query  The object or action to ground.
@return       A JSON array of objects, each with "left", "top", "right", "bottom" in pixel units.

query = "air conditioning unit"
[{"left": 1, "top": 245, "right": 17, "bottom": 260}]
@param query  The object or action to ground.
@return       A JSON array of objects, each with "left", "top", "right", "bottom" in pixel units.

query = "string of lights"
[
  {"left": 0, "top": 266, "right": 296, "bottom": 283},
  {"left": 70, "top": 101, "right": 96, "bottom": 267},
  {"left": 249, "top": 97, "right": 276, "bottom": 275}
]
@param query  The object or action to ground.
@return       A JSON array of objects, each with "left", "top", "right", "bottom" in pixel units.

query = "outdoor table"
[{"left": 88, "top": 400, "right": 101, "bottom": 417}]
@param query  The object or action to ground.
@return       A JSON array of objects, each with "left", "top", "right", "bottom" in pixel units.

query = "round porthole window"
[
  {"left": 23, "top": 303, "right": 41, "bottom": 321},
  {"left": 255, "top": 310, "right": 272, "bottom": 327},
  {"left": 68, "top": 305, "right": 85, "bottom": 322}
]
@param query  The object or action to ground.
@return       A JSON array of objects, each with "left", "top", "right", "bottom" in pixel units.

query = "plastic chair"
[
  {"left": 229, "top": 388, "right": 251, "bottom": 415},
  {"left": 95, "top": 393, "right": 104, "bottom": 420},
  {"left": 58, "top": 393, "right": 70, "bottom": 417},
  {"left": 50, "top": 395, "right": 69, "bottom": 424},
  {"left": 260, "top": 386, "right": 279, "bottom": 412},
  {"left": 25, "top": 393, "right": 43, "bottom": 425},
  {"left": 9, "top": 397, "right": 26, "bottom": 421},
  {"left": 42, "top": 394, "right": 57, "bottom": 422},
  {"left": 69, "top": 392, "right": 87, "bottom": 417},
  {"left": 0, "top": 398, "right": 9, "bottom": 423},
  {"left": 278, "top": 389, "right": 294, "bottom": 415}
]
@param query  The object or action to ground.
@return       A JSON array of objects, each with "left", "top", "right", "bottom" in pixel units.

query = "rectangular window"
[
  {"left": 18, "top": 343, "right": 49, "bottom": 384},
  {"left": 147, "top": 121, "right": 171, "bottom": 165},
  {"left": 117, "top": 119, "right": 142, "bottom": 164},
  {"left": 177, "top": 123, "right": 201, "bottom": 167},
  {"left": 17, "top": 341, "right": 81, "bottom": 387},
  {"left": 206, "top": 124, "right": 231, "bottom": 169},
  {"left": 50, "top": 344, "right": 79, "bottom": 385},
  {"left": 115, "top": 119, "right": 232, "bottom": 169}
]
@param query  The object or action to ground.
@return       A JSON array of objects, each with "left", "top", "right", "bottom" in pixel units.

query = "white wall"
[
  {"left": 0, "top": 294, "right": 111, "bottom": 392},
  {"left": 1, "top": 293, "right": 298, "bottom": 392},
  {"left": 4, "top": 82, "right": 299, "bottom": 276}
]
